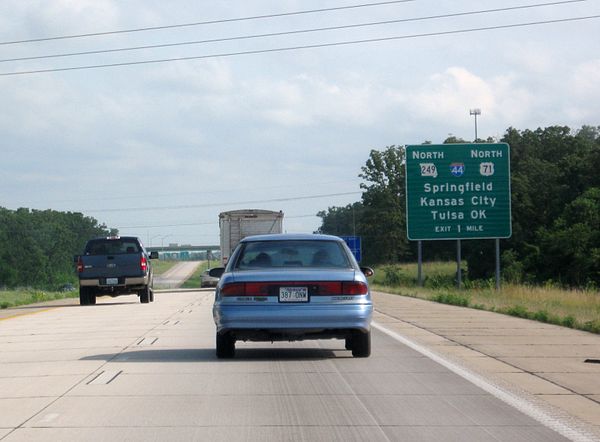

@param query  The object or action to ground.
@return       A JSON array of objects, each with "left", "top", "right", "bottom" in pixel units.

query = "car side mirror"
[
  {"left": 209, "top": 267, "right": 225, "bottom": 278},
  {"left": 360, "top": 267, "right": 374, "bottom": 277},
  {"left": 149, "top": 251, "right": 159, "bottom": 259}
]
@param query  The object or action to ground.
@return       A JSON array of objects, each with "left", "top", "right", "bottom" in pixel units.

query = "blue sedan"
[{"left": 210, "top": 234, "right": 373, "bottom": 358}]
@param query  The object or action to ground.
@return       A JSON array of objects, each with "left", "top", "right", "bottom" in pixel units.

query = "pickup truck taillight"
[
  {"left": 76, "top": 256, "right": 84, "bottom": 273},
  {"left": 140, "top": 256, "right": 148, "bottom": 273}
]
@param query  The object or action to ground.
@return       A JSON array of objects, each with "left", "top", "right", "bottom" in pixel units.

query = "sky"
[{"left": 0, "top": 0, "right": 598, "bottom": 247}]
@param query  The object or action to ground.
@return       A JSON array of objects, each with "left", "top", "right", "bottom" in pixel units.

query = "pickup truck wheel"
[
  {"left": 79, "top": 287, "right": 90, "bottom": 306},
  {"left": 351, "top": 331, "right": 371, "bottom": 358},
  {"left": 88, "top": 292, "right": 96, "bottom": 305},
  {"left": 149, "top": 288, "right": 155, "bottom": 302},
  {"left": 216, "top": 332, "right": 235, "bottom": 358},
  {"left": 139, "top": 286, "right": 150, "bottom": 303}
]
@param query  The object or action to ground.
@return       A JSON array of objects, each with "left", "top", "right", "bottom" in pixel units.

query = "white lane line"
[
  {"left": 372, "top": 321, "right": 597, "bottom": 442},
  {"left": 87, "top": 370, "right": 123, "bottom": 385}
]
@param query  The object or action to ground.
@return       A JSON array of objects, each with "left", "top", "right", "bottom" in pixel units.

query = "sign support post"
[
  {"left": 417, "top": 240, "right": 423, "bottom": 287},
  {"left": 495, "top": 238, "right": 501, "bottom": 290},
  {"left": 457, "top": 239, "right": 462, "bottom": 289}
]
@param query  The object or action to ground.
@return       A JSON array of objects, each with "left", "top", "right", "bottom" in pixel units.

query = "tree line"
[
  {"left": 0, "top": 208, "right": 113, "bottom": 289},
  {"left": 317, "top": 125, "right": 600, "bottom": 287}
]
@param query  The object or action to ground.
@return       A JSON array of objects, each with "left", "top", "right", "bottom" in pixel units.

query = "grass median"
[
  {"left": 180, "top": 261, "right": 214, "bottom": 289},
  {"left": 373, "top": 262, "right": 600, "bottom": 334},
  {"left": 0, "top": 259, "right": 182, "bottom": 309},
  {"left": 151, "top": 259, "right": 179, "bottom": 276}
]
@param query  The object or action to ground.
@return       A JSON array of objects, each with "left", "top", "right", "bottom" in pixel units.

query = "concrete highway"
[
  {"left": 1, "top": 289, "right": 591, "bottom": 441},
  {"left": 153, "top": 261, "right": 203, "bottom": 289}
]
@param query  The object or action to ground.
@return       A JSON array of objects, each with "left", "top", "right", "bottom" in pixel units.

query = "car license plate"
[
  {"left": 279, "top": 287, "right": 308, "bottom": 302},
  {"left": 106, "top": 278, "right": 118, "bottom": 285}
]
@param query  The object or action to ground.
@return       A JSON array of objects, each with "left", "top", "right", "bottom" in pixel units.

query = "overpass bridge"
[
  {"left": 147, "top": 245, "right": 219, "bottom": 253},
  {"left": 147, "top": 245, "right": 220, "bottom": 261}
]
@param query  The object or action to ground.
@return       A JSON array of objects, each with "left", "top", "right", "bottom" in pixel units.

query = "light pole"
[
  {"left": 469, "top": 108, "right": 501, "bottom": 289},
  {"left": 160, "top": 235, "right": 173, "bottom": 248},
  {"left": 470, "top": 108, "right": 481, "bottom": 141},
  {"left": 149, "top": 234, "right": 161, "bottom": 247}
]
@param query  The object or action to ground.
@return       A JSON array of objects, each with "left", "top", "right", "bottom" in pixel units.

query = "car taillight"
[
  {"left": 342, "top": 281, "right": 368, "bottom": 295},
  {"left": 76, "top": 257, "right": 84, "bottom": 273},
  {"left": 140, "top": 256, "right": 148, "bottom": 272},
  {"left": 244, "top": 283, "right": 269, "bottom": 296},
  {"left": 311, "top": 282, "right": 342, "bottom": 295},
  {"left": 220, "top": 281, "right": 368, "bottom": 296},
  {"left": 221, "top": 282, "right": 245, "bottom": 296}
]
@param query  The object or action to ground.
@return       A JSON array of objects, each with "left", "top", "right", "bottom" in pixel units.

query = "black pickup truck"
[{"left": 75, "top": 236, "right": 158, "bottom": 305}]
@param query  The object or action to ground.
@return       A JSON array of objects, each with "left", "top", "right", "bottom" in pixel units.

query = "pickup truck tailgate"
[{"left": 80, "top": 254, "right": 143, "bottom": 279}]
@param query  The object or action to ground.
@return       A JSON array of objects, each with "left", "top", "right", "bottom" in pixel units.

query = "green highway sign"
[{"left": 405, "top": 143, "right": 512, "bottom": 240}]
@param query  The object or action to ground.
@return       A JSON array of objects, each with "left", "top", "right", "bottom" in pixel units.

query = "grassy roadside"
[
  {"left": 180, "top": 261, "right": 213, "bottom": 289},
  {"left": 0, "top": 259, "right": 182, "bottom": 309},
  {"left": 0, "top": 289, "right": 79, "bottom": 309},
  {"left": 152, "top": 259, "right": 179, "bottom": 276},
  {"left": 372, "top": 262, "right": 600, "bottom": 334}
]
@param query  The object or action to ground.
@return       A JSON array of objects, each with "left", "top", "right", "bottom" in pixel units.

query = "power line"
[
  {"left": 1, "top": 14, "right": 598, "bottom": 77},
  {"left": 116, "top": 214, "right": 319, "bottom": 230},
  {"left": 82, "top": 191, "right": 363, "bottom": 213},
  {"left": 0, "top": 213, "right": 327, "bottom": 235},
  {"left": 16, "top": 178, "right": 359, "bottom": 206},
  {"left": 0, "top": 0, "right": 585, "bottom": 64},
  {"left": 0, "top": 0, "right": 418, "bottom": 46}
]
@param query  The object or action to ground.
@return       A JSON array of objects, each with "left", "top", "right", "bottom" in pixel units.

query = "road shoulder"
[{"left": 373, "top": 290, "right": 600, "bottom": 438}]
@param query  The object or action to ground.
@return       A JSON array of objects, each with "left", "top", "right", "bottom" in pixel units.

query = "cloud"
[
  {"left": 399, "top": 66, "right": 534, "bottom": 134},
  {"left": 34, "top": 0, "right": 120, "bottom": 35},
  {"left": 248, "top": 73, "right": 388, "bottom": 127},
  {"left": 565, "top": 59, "right": 600, "bottom": 121},
  {"left": 1, "top": 0, "right": 598, "bottom": 242},
  {"left": 148, "top": 61, "right": 234, "bottom": 95},
  {"left": 408, "top": 67, "right": 494, "bottom": 122},
  {"left": 504, "top": 41, "right": 556, "bottom": 75},
  {"left": 0, "top": 0, "right": 120, "bottom": 47}
]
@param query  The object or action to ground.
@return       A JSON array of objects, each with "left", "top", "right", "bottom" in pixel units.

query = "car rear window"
[
  {"left": 235, "top": 240, "right": 351, "bottom": 270},
  {"left": 85, "top": 239, "right": 141, "bottom": 256}
]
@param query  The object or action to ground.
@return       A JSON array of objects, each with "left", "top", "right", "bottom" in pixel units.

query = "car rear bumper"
[
  {"left": 213, "top": 303, "right": 373, "bottom": 337},
  {"left": 79, "top": 276, "right": 149, "bottom": 287}
]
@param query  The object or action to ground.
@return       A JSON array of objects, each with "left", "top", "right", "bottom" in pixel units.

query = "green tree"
[
  {"left": 0, "top": 207, "right": 113, "bottom": 289},
  {"left": 315, "top": 125, "right": 600, "bottom": 286},
  {"left": 316, "top": 202, "right": 363, "bottom": 236},
  {"left": 467, "top": 125, "right": 600, "bottom": 283},
  {"left": 358, "top": 145, "right": 409, "bottom": 263},
  {"left": 443, "top": 135, "right": 467, "bottom": 144},
  {"left": 536, "top": 188, "right": 600, "bottom": 286}
]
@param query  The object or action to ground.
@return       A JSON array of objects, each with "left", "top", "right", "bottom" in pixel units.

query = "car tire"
[
  {"left": 149, "top": 288, "right": 155, "bottom": 302},
  {"left": 351, "top": 331, "right": 371, "bottom": 358},
  {"left": 79, "top": 287, "right": 89, "bottom": 306},
  {"left": 345, "top": 336, "right": 354, "bottom": 350},
  {"left": 139, "top": 286, "right": 150, "bottom": 304},
  {"left": 216, "top": 332, "right": 235, "bottom": 359},
  {"left": 89, "top": 292, "right": 96, "bottom": 305}
]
